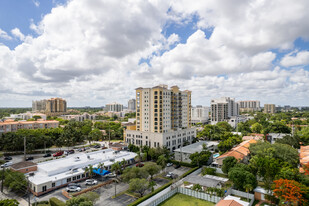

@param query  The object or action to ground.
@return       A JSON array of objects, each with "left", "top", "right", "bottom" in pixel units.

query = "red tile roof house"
[
  {"left": 215, "top": 139, "right": 257, "bottom": 167},
  {"left": 299, "top": 145, "right": 309, "bottom": 173}
]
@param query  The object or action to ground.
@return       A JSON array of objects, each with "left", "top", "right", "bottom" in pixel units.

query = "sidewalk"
[{"left": 0, "top": 188, "right": 29, "bottom": 206}]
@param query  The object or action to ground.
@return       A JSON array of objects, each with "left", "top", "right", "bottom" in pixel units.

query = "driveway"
[{"left": 94, "top": 182, "right": 133, "bottom": 206}]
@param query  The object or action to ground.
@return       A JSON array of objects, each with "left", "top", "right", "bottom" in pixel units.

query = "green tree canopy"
[
  {"left": 129, "top": 178, "right": 149, "bottom": 197},
  {"left": 222, "top": 156, "right": 238, "bottom": 174}
]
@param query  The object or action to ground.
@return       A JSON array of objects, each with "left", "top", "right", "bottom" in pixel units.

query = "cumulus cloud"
[
  {"left": 280, "top": 50, "right": 309, "bottom": 67},
  {"left": 0, "top": 29, "right": 12, "bottom": 40},
  {"left": 0, "top": 0, "right": 309, "bottom": 106},
  {"left": 11, "top": 28, "right": 25, "bottom": 41}
]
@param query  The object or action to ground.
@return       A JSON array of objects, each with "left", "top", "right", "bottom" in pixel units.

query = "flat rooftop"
[
  {"left": 29, "top": 149, "right": 136, "bottom": 185},
  {"left": 174, "top": 141, "right": 219, "bottom": 154}
]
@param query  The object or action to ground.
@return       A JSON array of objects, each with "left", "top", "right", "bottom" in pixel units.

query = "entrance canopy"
[{"left": 93, "top": 168, "right": 111, "bottom": 176}]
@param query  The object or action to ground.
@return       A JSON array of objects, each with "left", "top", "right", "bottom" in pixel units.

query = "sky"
[{"left": 0, "top": 0, "right": 309, "bottom": 107}]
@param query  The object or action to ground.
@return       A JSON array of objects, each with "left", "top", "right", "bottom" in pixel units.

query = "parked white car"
[
  {"left": 106, "top": 173, "right": 116, "bottom": 178},
  {"left": 167, "top": 163, "right": 173, "bottom": 167},
  {"left": 85, "top": 179, "right": 98, "bottom": 185},
  {"left": 66, "top": 186, "right": 81, "bottom": 192},
  {"left": 1, "top": 162, "right": 13, "bottom": 168}
]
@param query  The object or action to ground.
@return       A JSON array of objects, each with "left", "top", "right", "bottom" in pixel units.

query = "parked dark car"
[
  {"left": 43, "top": 153, "right": 51, "bottom": 158},
  {"left": 68, "top": 150, "right": 75, "bottom": 154},
  {"left": 93, "top": 145, "right": 100, "bottom": 149},
  {"left": 26, "top": 157, "right": 34, "bottom": 161},
  {"left": 174, "top": 164, "right": 181, "bottom": 169},
  {"left": 4, "top": 156, "right": 12, "bottom": 161}
]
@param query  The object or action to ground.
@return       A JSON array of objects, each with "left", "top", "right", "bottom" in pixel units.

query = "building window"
[
  {"left": 82, "top": 174, "right": 85, "bottom": 178},
  {"left": 52, "top": 183, "right": 55, "bottom": 187},
  {"left": 77, "top": 175, "right": 81, "bottom": 179},
  {"left": 73, "top": 176, "right": 76, "bottom": 181},
  {"left": 67, "top": 178, "right": 71, "bottom": 182},
  {"left": 42, "top": 186, "right": 47, "bottom": 192}
]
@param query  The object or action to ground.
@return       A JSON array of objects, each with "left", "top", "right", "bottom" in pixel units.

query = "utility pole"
[
  {"left": 27, "top": 176, "right": 30, "bottom": 206},
  {"left": 109, "top": 121, "right": 111, "bottom": 147},
  {"left": 1, "top": 167, "right": 4, "bottom": 193},
  {"left": 24, "top": 136, "right": 27, "bottom": 161}
]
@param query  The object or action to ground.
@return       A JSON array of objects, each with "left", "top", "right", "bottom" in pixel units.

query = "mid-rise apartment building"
[
  {"left": 191, "top": 105, "right": 210, "bottom": 124},
  {"left": 0, "top": 120, "right": 59, "bottom": 136},
  {"left": 32, "top": 98, "right": 67, "bottom": 115},
  {"left": 238, "top": 100, "right": 260, "bottom": 112},
  {"left": 105, "top": 102, "right": 123, "bottom": 112},
  {"left": 211, "top": 97, "right": 239, "bottom": 125},
  {"left": 125, "top": 85, "right": 196, "bottom": 151},
  {"left": 264, "top": 104, "right": 276, "bottom": 114},
  {"left": 128, "top": 99, "right": 136, "bottom": 112}
]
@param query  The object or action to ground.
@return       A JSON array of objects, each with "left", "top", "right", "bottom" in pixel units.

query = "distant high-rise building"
[
  {"left": 211, "top": 97, "right": 239, "bottom": 124},
  {"left": 191, "top": 105, "right": 210, "bottom": 124},
  {"left": 32, "top": 98, "right": 67, "bottom": 115},
  {"left": 105, "top": 102, "right": 123, "bottom": 112},
  {"left": 125, "top": 85, "right": 196, "bottom": 151},
  {"left": 128, "top": 99, "right": 136, "bottom": 112},
  {"left": 238, "top": 100, "right": 260, "bottom": 112},
  {"left": 264, "top": 104, "right": 276, "bottom": 114}
]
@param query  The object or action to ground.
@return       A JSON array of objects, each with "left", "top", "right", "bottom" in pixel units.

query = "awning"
[{"left": 92, "top": 168, "right": 111, "bottom": 176}]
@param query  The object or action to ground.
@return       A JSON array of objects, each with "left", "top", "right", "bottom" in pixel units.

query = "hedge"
[
  {"left": 32, "top": 201, "right": 49, "bottom": 206},
  {"left": 170, "top": 160, "right": 194, "bottom": 168},
  {"left": 49, "top": 198, "right": 65, "bottom": 206},
  {"left": 128, "top": 167, "right": 199, "bottom": 206}
]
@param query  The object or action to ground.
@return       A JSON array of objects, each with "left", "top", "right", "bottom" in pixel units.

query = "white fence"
[
  {"left": 178, "top": 187, "right": 221, "bottom": 203},
  {"left": 145, "top": 187, "right": 221, "bottom": 206}
]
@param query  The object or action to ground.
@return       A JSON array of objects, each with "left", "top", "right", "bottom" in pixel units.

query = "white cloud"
[
  {"left": 0, "top": 29, "right": 12, "bottom": 40},
  {"left": 0, "top": 0, "right": 309, "bottom": 106},
  {"left": 11, "top": 28, "right": 25, "bottom": 41},
  {"left": 280, "top": 50, "right": 309, "bottom": 67},
  {"left": 32, "top": 0, "right": 40, "bottom": 7}
]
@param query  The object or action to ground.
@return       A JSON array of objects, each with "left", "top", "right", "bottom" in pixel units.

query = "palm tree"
[
  {"left": 111, "top": 162, "right": 121, "bottom": 177},
  {"left": 120, "top": 158, "right": 126, "bottom": 174},
  {"left": 149, "top": 180, "right": 157, "bottom": 192},
  {"left": 97, "top": 162, "right": 105, "bottom": 181},
  {"left": 84, "top": 164, "right": 94, "bottom": 179},
  {"left": 244, "top": 184, "right": 253, "bottom": 202}
]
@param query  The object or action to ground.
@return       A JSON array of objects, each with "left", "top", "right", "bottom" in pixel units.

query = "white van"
[{"left": 1, "top": 161, "right": 13, "bottom": 168}]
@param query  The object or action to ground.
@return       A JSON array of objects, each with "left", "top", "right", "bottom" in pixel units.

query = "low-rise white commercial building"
[
  {"left": 174, "top": 141, "right": 219, "bottom": 163},
  {"left": 125, "top": 128, "right": 196, "bottom": 152},
  {"left": 61, "top": 113, "right": 97, "bottom": 122},
  {"left": 28, "top": 149, "right": 136, "bottom": 196}
]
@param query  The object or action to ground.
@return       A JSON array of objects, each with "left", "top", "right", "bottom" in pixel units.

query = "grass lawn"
[{"left": 159, "top": 194, "right": 215, "bottom": 206}]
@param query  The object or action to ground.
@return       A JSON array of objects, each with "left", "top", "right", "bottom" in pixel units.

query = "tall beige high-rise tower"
[
  {"left": 126, "top": 85, "right": 196, "bottom": 151},
  {"left": 135, "top": 85, "right": 191, "bottom": 133}
]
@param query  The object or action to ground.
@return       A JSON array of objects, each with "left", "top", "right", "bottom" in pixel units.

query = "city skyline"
[{"left": 1, "top": 0, "right": 309, "bottom": 107}]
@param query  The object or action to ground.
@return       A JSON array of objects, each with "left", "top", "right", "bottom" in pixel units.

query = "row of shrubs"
[
  {"left": 128, "top": 167, "right": 199, "bottom": 206},
  {"left": 169, "top": 160, "right": 194, "bottom": 168}
]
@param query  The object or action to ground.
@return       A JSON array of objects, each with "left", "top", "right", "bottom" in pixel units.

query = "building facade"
[
  {"left": 125, "top": 85, "right": 196, "bottom": 151},
  {"left": 238, "top": 100, "right": 260, "bottom": 112},
  {"left": 105, "top": 102, "right": 123, "bottom": 112},
  {"left": 32, "top": 98, "right": 67, "bottom": 115},
  {"left": 264, "top": 104, "right": 276, "bottom": 114},
  {"left": 0, "top": 120, "right": 59, "bottom": 135},
  {"left": 128, "top": 99, "right": 136, "bottom": 112},
  {"left": 191, "top": 105, "right": 210, "bottom": 124},
  {"left": 61, "top": 113, "right": 97, "bottom": 122},
  {"left": 211, "top": 97, "right": 239, "bottom": 125}
]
